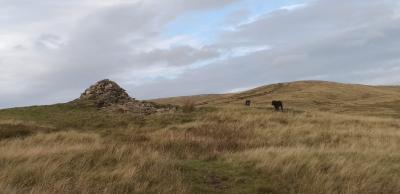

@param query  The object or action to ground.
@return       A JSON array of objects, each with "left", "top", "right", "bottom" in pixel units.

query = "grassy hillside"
[
  {"left": 152, "top": 94, "right": 230, "bottom": 106},
  {"left": 0, "top": 81, "right": 400, "bottom": 194},
  {"left": 154, "top": 81, "right": 400, "bottom": 117}
]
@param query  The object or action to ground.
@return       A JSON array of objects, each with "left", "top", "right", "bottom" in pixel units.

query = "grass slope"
[
  {"left": 153, "top": 81, "right": 400, "bottom": 117},
  {"left": 152, "top": 94, "right": 229, "bottom": 106},
  {"left": 0, "top": 81, "right": 399, "bottom": 194}
]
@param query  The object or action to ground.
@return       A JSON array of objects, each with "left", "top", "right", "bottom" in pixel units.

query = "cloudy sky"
[{"left": 1, "top": 0, "right": 400, "bottom": 108}]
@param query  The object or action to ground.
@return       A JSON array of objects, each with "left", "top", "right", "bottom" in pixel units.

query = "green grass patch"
[{"left": 0, "top": 103, "right": 145, "bottom": 130}]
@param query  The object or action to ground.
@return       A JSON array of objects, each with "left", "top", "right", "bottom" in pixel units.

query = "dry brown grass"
[
  {"left": 182, "top": 100, "right": 196, "bottom": 113},
  {"left": 0, "top": 131, "right": 187, "bottom": 194},
  {"left": 0, "top": 81, "right": 400, "bottom": 193}
]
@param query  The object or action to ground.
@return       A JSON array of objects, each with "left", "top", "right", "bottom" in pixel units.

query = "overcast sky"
[{"left": 1, "top": 0, "right": 400, "bottom": 108}]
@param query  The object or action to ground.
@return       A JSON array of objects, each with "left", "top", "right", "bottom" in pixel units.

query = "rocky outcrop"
[{"left": 76, "top": 79, "right": 176, "bottom": 114}]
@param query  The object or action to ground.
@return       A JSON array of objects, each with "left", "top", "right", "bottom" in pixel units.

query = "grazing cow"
[
  {"left": 245, "top": 100, "right": 251, "bottom": 106},
  {"left": 272, "top": 100, "right": 283, "bottom": 111}
]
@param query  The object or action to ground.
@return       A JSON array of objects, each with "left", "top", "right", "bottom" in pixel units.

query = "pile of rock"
[
  {"left": 77, "top": 79, "right": 175, "bottom": 114},
  {"left": 80, "top": 79, "right": 132, "bottom": 107}
]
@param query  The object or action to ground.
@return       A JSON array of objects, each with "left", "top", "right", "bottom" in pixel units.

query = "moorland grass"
[{"left": 0, "top": 99, "right": 399, "bottom": 193}]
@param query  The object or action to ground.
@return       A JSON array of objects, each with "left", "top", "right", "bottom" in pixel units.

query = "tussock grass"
[
  {"left": 0, "top": 131, "right": 187, "bottom": 194},
  {"left": 226, "top": 147, "right": 400, "bottom": 194},
  {"left": 0, "top": 96, "right": 399, "bottom": 193}
]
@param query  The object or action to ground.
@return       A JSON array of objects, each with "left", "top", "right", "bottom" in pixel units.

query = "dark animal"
[
  {"left": 272, "top": 100, "right": 283, "bottom": 111},
  {"left": 245, "top": 100, "right": 251, "bottom": 106}
]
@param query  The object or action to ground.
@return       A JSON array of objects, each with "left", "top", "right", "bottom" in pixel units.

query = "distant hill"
[{"left": 152, "top": 81, "right": 400, "bottom": 117}]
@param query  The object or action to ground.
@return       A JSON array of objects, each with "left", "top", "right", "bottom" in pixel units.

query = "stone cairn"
[{"left": 77, "top": 79, "right": 175, "bottom": 114}]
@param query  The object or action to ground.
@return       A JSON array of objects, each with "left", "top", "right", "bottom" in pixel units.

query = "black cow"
[
  {"left": 272, "top": 100, "right": 283, "bottom": 111},
  {"left": 245, "top": 100, "right": 251, "bottom": 106}
]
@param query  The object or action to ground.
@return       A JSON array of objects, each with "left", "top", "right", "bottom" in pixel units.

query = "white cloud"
[
  {"left": 281, "top": 3, "right": 307, "bottom": 11},
  {"left": 227, "top": 45, "right": 271, "bottom": 57}
]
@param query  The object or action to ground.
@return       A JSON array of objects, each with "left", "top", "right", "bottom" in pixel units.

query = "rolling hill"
[{"left": 153, "top": 80, "right": 400, "bottom": 117}]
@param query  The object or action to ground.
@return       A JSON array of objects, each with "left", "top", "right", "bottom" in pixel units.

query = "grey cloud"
[
  {"left": 136, "top": 46, "right": 219, "bottom": 67},
  {"left": 35, "top": 34, "right": 64, "bottom": 50},
  {"left": 176, "top": 0, "right": 239, "bottom": 11},
  {"left": 128, "top": 0, "right": 400, "bottom": 99},
  {"left": 223, "top": 0, "right": 396, "bottom": 47},
  {"left": 0, "top": 0, "right": 239, "bottom": 108},
  {"left": 1, "top": 0, "right": 400, "bottom": 108}
]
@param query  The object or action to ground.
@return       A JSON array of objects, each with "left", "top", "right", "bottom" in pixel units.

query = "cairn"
[
  {"left": 80, "top": 79, "right": 132, "bottom": 107},
  {"left": 76, "top": 79, "right": 175, "bottom": 114}
]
